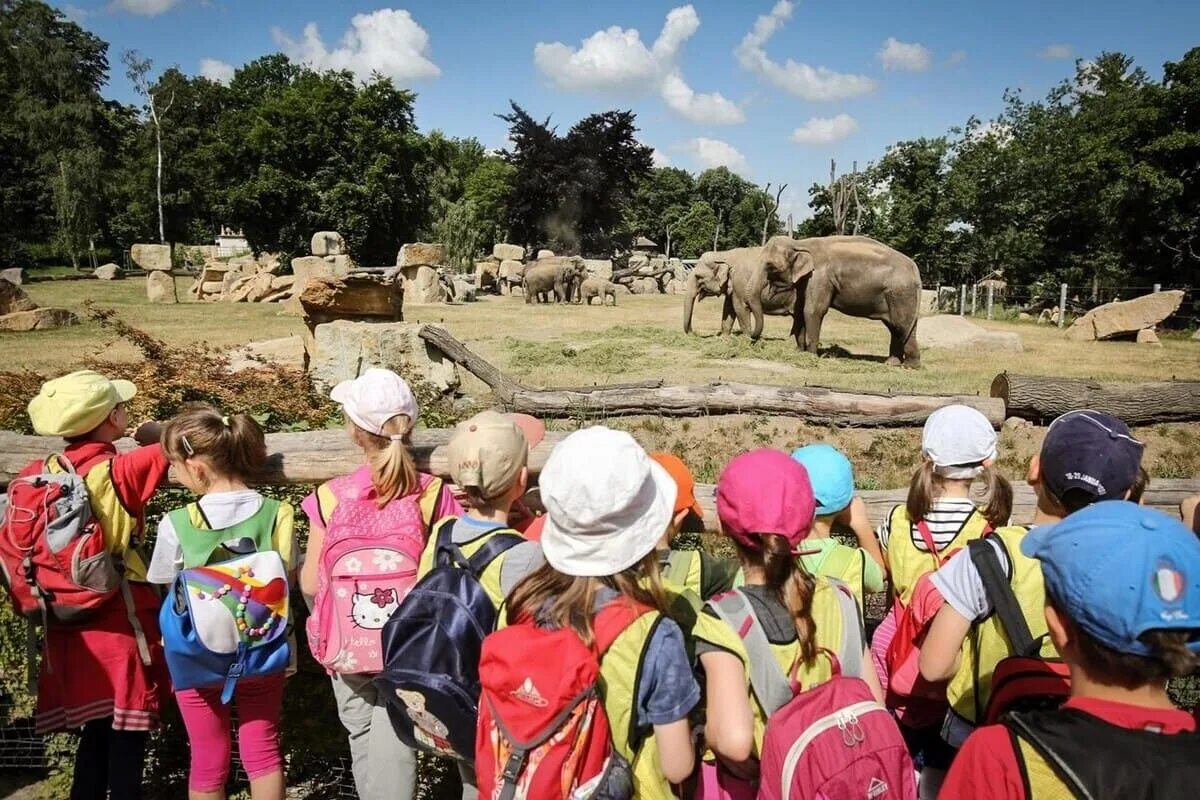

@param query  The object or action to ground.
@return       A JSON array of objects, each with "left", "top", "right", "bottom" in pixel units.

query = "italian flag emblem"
[{"left": 1155, "top": 566, "right": 1184, "bottom": 603}]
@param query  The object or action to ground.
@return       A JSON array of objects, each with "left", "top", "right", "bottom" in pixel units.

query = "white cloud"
[
  {"left": 199, "top": 58, "right": 235, "bottom": 85},
  {"left": 791, "top": 114, "right": 858, "bottom": 145},
  {"left": 776, "top": 187, "right": 812, "bottom": 230},
  {"left": 1040, "top": 43, "right": 1073, "bottom": 60},
  {"left": 273, "top": 9, "right": 441, "bottom": 84},
  {"left": 678, "top": 137, "right": 749, "bottom": 175},
  {"left": 109, "top": 0, "right": 179, "bottom": 15},
  {"left": 651, "top": 148, "right": 672, "bottom": 168},
  {"left": 877, "top": 37, "right": 932, "bottom": 72},
  {"left": 534, "top": 5, "right": 744, "bottom": 125},
  {"left": 62, "top": 4, "right": 91, "bottom": 22},
  {"left": 947, "top": 49, "right": 967, "bottom": 66},
  {"left": 735, "top": 0, "right": 875, "bottom": 101}
]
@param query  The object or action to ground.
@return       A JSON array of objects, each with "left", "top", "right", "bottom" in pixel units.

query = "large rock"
[
  {"left": 324, "top": 254, "right": 354, "bottom": 275},
  {"left": 310, "top": 321, "right": 459, "bottom": 394},
  {"left": 1066, "top": 290, "right": 1185, "bottom": 341},
  {"left": 584, "top": 259, "right": 613, "bottom": 280},
  {"left": 94, "top": 263, "right": 122, "bottom": 280},
  {"left": 397, "top": 242, "right": 446, "bottom": 267},
  {"left": 226, "top": 335, "right": 305, "bottom": 372},
  {"left": 0, "top": 307, "right": 79, "bottom": 331},
  {"left": 131, "top": 243, "right": 172, "bottom": 271},
  {"left": 492, "top": 243, "right": 524, "bottom": 262},
  {"left": 270, "top": 275, "right": 295, "bottom": 291},
  {"left": 536, "top": 249, "right": 555, "bottom": 260},
  {"left": 918, "top": 315, "right": 1022, "bottom": 352},
  {"left": 146, "top": 270, "right": 176, "bottom": 303},
  {"left": 286, "top": 256, "right": 338, "bottom": 315},
  {"left": 300, "top": 275, "right": 403, "bottom": 319},
  {"left": 0, "top": 278, "right": 36, "bottom": 315},
  {"left": 451, "top": 278, "right": 477, "bottom": 302},
  {"left": 0, "top": 267, "right": 25, "bottom": 285},
  {"left": 919, "top": 289, "right": 938, "bottom": 317},
  {"left": 406, "top": 265, "right": 444, "bottom": 304},
  {"left": 474, "top": 260, "right": 499, "bottom": 290},
  {"left": 229, "top": 272, "right": 274, "bottom": 303},
  {"left": 1136, "top": 328, "right": 1162, "bottom": 346},
  {"left": 310, "top": 231, "right": 346, "bottom": 257}
]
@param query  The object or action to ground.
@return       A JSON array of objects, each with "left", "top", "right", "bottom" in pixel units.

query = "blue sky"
[{"left": 59, "top": 0, "right": 1200, "bottom": 221}]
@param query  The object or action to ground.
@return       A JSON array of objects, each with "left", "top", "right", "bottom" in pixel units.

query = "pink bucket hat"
[{"left": 716, "top": 449, "right": 816, "bottom": 549}]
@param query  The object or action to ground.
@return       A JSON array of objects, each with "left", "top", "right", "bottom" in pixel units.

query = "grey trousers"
[{"left": 330, "top": 673, "right": 417, "bottom": 800}]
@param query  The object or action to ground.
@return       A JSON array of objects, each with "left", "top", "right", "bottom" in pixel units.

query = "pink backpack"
[{"left": 306, "top": 473, "right": 433, "bottom": 674}]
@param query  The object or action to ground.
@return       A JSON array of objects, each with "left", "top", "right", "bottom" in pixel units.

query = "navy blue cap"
[
  {"left": 1021, "top": 501, "right": 1200, "bottom": 657},
  {"left": 1039, "top": 410, "right": 1143, "bottom": 503}
]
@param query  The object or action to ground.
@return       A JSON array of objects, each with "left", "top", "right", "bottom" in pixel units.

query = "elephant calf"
[{"left": 580, "top": 277, "right": 618, "bottom": 306}]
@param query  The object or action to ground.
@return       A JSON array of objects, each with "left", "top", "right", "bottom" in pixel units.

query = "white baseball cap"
[
  {"left": 539, "top": 426, "right": 676, "bottom": 578},
  {"left": 330, "top": 368, "right": 419, "bottom": 436},
  {"left": 921, "top": 404, "right": 997, "bottom": 479}
]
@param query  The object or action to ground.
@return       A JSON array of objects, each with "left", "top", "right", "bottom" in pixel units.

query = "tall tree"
[{"left": 123, "top": 50, "right": 173, "bottom": 243}]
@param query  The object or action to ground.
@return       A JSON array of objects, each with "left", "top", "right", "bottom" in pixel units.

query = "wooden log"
[{"left": 991, "top": 373, "right": 1200, "bottom": 425}]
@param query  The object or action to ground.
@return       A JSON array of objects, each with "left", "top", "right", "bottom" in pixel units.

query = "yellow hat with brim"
[{"left": 27, "top": 370, "right": 137, "bottom": 438}]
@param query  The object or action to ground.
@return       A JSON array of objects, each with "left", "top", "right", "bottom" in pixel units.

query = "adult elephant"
[
  {"left": 522, "top": 258, "right": 586, "bottom": 304},
  {"left": 758, "top": 235, "right": 921, "bottom": 366},
  {"left": 682, "top": 247, "right": 795, "bottom": 335}
]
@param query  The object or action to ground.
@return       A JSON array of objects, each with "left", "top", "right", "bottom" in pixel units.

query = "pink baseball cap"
[{"left": 716, "top": 449, "right": 816, "bottom": 549}]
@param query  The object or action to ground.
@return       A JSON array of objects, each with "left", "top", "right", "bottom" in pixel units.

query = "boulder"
[
  {"left": 613, "top": 283, "right": 631, "bottom": 295},
  {"left": 146, "top": 270, "right": 176, "bottom": 303},
  {"left": 1066, "top": 290, "right": 1185, "bottom": 341},
  {"left": 640, "top": 277, "right": 661, "bottom": 294},
  {"left": 226, "top": 335, "right": 305, "bottom": 372},
  {"left": 0, "top": 278, "right": 36, "bottom": 315},
  {"left": 0, "top": 307, "right": 79, "bottom": 331},
  {"left": 201, "top": 281, "right": 225, "bottom": 295},
  {"left": 406, "top": 265, "right": 444, "bottom": 304},
  {"left": 226, "top": 276, "right": 257, "bottom": 303},
  {"left": 1136, "top": 328, "right": 1162, "bottom": 346},
  {"left": 918, "top": 315, "right": 1023, "bottom": 352},
  {"left": 665, "top": 278, "right": 682, "bottom": 295},
  {"left": 94, "top": 263, "right": 122, "bottom": 280},
  {"left": 309, "top": 321, "right": 460, "bottom": 394},
  {"left": 131, "top": 243, "right": 172, "bottom": 271},
  {"left": 536, "top": 249, "right": 555, "bottom": 260},
  {"left": 919, "top": 289, "right": 938, "bottom": 317},
  {"left": 1, "top": 267, "right": 25, "bottom": 285},
  {"left": 492, "top": 243, "right": 524, "bottom": 262},
  {"left": 286, "top": 256, "right": 337, "bottom": 315},
  {"left": 583, "top": 259, "right": 613, "bottom": 280},
  {"left": 310, "top": 231, "right": 346, "bottom": 257},
  {"left": 270, "top": 275, "right": 295, "bottom": 291},
  {"left": 474, "top": 260, "right": 499, "bottom": 290},
  {"left": 397, "top": 242, "right": 446, "bottom": 267},
  {"left": 498, "top": 259, "right": 524, "bottom": 279},
  {"left": 668, "top": 258, "right": 685, "bottom": 281},
  {"left": 230, "top": 272, "right": 275, "bottom": 303},
  {"left": 324, "top": 254, "right": 354, "bottom": 275},
  {"left": 628, "top": 253, "right": 651, "bottom": 271},
  {"left": 451, "top": 278, "right": 477, "bottom": 302},
  {"left": 1018, "top": 312, "right": 1032, "bottom": 321}
]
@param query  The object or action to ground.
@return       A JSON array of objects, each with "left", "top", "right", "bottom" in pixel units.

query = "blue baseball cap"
[
  {"left": 1021, "top": 501, "right": 1200, "bottom": 657},
  {"left": 790, "top": 444, "right": 854, "bottom": 516},
  {"left": 1039, "top": 410, "right": 1143, "bottom": 504}
]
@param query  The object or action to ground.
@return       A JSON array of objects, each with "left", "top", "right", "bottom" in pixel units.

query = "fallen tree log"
[
  {"left": 418, "top": 325, "right": 1004, "bottom": 426},
  {"left": 992, "top": 373, "right": 1200, "bottom": 425}
]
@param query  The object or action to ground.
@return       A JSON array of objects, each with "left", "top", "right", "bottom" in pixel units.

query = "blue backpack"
[
  {"left": 375, "top": 519, "right": 523, "bottom": 761},
  {"left": 159, "top": 500, "right": 291, "bottom": 702}
]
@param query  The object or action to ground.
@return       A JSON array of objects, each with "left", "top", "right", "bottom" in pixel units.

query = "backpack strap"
[
  {"left": 1005, "top": 712, "right": 1096, "bottom": 800},
  {"left": 826, "top": 578, "right": 865, "bottom": 679},
  {"left": 592, "top": 599, "right": 651, "bottom": 655},
  {"left": 466, "top": 531, "right": 525, "bottom": 576},
  {"left": 968, "top": 536, "right": 1038, "bottom": 657},
  {"left": 708, "top": 590, "right": 794, "bottom": 715},
  {"left": 914, "top": 520, "right": 944, "bottom": 566},
  {"left": 435, "top": 519, "right": 524, "bottom": 576}
]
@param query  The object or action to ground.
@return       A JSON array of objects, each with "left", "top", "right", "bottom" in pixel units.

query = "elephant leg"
[
  {"left": 802, "top": 294, "right": 830, "bottom": 354},
  {"left": 884, "top": 290, "right": 921, "bottom": 367},
  {"left": 720, "top": 294, "right": 736, "bottom": 336},
  {"left": 732, "top": 297, "right": 754, "bottom": 340}
]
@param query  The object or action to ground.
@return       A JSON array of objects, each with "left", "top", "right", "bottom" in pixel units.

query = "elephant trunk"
[
  {"left": 683, "top": 274, "right": 699, "bottom": 334},
  {"left": 747, "top": 291, "right": 765, "bottom": 340}
]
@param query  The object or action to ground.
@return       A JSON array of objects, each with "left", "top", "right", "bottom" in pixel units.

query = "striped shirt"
[{"left": 876, "top": 497, "right": 980, "bottom": 552}]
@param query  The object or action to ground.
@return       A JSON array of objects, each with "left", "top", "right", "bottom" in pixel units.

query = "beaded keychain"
[{"left": 194, "top": 564, "right": 281, "bottom": 640}]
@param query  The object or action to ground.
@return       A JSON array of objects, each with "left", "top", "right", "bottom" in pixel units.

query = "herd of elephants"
[{"left": 521, "top": 235, "right": 923, "bottom": 367}]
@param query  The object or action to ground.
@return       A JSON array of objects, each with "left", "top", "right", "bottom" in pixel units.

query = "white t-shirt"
[
  {"left": 147, "top": 490, "right": 296, "bottom": 584},
  {"left": 876, "top": 497, "right": 980, "bottom": 552},
  {"left": 928, "top": 530, "right": 1034, "bottom": 622}
]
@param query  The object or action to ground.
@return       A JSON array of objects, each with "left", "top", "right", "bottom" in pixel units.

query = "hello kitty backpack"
[{"left": 306, "top": 472, "right": 434, "bottom": 674}]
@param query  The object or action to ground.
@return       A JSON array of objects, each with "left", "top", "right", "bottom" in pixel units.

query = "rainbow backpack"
[{"left": 159, "top": 499, "right": 291, "bottom": 702}]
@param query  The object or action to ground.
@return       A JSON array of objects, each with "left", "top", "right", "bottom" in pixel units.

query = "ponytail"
[
  {"left": 905, "top": 459, "right": 936, "bottom": 525},
  {"left": 906, "top": 459, "right": 1013, "bottom": 528},
  {"left": 161, "top": 406, "right": 267, "bottom": 483},
  {"left": 352, "top": 413, "right": 418, "bottom": 507},
  {"left": 740, "top": 535, "right": 819, "bottom": 666},
  {"left": 980, "top": 465, "right": 1013, "bottom": 528}
]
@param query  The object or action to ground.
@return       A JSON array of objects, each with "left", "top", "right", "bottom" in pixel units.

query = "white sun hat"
[
  {"left": 921, "top": 404, "right": 997, "bottom": 479},
  {"left": 538, "top": 426, "right": 677, "bottom": 577},
  {"left": 330, "top": 368, "right": 419, "bottom": 436}
]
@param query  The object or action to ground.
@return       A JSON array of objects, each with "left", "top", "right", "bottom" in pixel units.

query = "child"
[
  {"left": 790, "top": 443, "right": 887, "bottom": 611},
  {"left": 939, "top": 501, "right": 1200, "bottom": 798},
  {"left": 147, "top": 407, "right": 294, "bottom": 800},
  {"left": 649, "top": 451, "right": 737, "bottom": 601},
  {"left": 26, "top": 370, "right": 169, "bottom": 800},
  {"left": 503, "top": 426, "right": 699, "bottom": 798},
  {"left": 919, "top": 411, "right": 1144, "bottom": 752},
  {"left": 697, "top": 449, "right": 883, "bottom": 788},
  {"left": 298, "top": 369, "right": 461, "bottom": 800}
]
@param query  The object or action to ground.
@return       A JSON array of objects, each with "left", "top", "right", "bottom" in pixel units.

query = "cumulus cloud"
[
  {"left": 273, "top": 9, "right": 440, "bottom": 83},
  {"left": 791, "top": 114, "right": 858, "bottom": 145},
  {"left": 1040, "top": 43, "right": 1073, "bottom": 60},
  {"left": 735, "top": 1, "right": 875, "bottom": 101},
  {"left": 650, "top": 148, "right": 672, "bottom": 168},
  {"left": 678, "top": 137, "right": 749, "bottom": 175},
  {"left": 109, "top": 0, "right": 179, "bottom": 15},
  {"left": 199, "top": 58, "right": 235, "bottom": 85},
  {"left": 62, "top": 4, "right": 91, "bottom": 21},
  {"left": 946, "top": 49, "right": 967, "bottom": 66},
  {"left": 534, "top": 5, "right": 744, "bottom": 125},
  {"left": 877, "top": 37, "right": 932, "bottom": 72}
]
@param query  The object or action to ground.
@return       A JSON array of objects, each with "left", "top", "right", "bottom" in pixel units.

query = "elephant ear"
[
  {"left": 714, "top": 261, "right": 732, "bottom": 293},
  {"left": 786, "top": 244, "right": 816, "bottom": 284}
]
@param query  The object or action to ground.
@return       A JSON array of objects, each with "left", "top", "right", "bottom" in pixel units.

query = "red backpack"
[{"left": 474, "top": 601, "right": 647, "bottom": 800}]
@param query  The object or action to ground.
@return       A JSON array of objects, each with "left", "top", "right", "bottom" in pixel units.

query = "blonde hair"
[
  {"left": 350, "top": 414, "right": 419, "bottom": 507},
  {"left": 161, "top": 406, "right": 267, "bottom": 483},
  {"left": 505, "top": 551, "right": 667, "bottom": 646},
  {"left": 737, "top": 535, "right": 819, "bottom": 666},
  {"left": 905, "top": 460, "right": 1012, "bottom": 528}
]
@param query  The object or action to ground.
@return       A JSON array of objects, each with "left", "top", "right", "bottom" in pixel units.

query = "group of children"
[{"left": 13, "top": 367, "right": 1200, "bottom": 800}]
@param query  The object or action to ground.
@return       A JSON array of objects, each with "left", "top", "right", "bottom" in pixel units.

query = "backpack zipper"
[{"left": 780, "top": 700, "right": 883, "bottom": 800}]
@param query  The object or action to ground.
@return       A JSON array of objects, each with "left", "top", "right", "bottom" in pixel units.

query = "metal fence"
[{"left": 931, "top": 283, "right": 1200, "bottom": 329}]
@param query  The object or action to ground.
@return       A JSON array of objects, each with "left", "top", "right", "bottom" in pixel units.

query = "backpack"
[
  {"left": 969, "top": 538, "right": 1070, "bottom": 725},
  {"left": 306, "top": 474, "right": 430, "bottom": 674},
  {"left": 474, "top": 601, "right": 645, "bottom": 800},
  {"left": 158, "top": 499, "right": 291, "bottom": 702},
  {"left": 375, "top": 519, "right": 524, "bottom": 761}
]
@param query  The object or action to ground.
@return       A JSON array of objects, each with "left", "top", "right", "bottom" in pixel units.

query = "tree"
[
  {"left": 695, "top": 167, "right": 750, "bottom": 249},
  {"left": 760, "top": 182, "right": 786, "bottom": 244},
  {"left": 462, "top": 157, "right": 514, "bottom": 248},
  {"left": 671, "top": 201, "right": 718, "bottom": 258},
  {"left": 626, "top": 167, "right": 695, "bottom": 251},
  {"left": 51, "top": 146, "right": 100, "bottom": 269},
  {"left": 123, "top": 50, "right": 174, "bottom": 244}
]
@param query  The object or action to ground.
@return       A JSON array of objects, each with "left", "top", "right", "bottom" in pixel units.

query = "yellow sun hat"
[{"left": 27, "top": 370, "right": 137, "bottom": 438}]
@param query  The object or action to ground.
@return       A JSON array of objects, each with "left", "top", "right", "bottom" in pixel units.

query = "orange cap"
[{"left": 649, "top": 452, "right": 704, "bottom": 521}]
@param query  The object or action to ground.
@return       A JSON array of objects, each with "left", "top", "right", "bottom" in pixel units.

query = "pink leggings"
[{"left": 174, "top": 674, "right": 285, "bottom": 792}]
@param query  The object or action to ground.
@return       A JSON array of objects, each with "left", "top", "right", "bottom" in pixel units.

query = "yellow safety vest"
[
  {"left": 886, "top": 504, "right": 991, "bottom": 605},
  {"left": 813, "top": 545, "right": 866, "bottom": 618},
  {"left": 48, "top": 456, "right": 150, "bottom": 582},
  {"left": 1013, "top": 736, "right": 1075, "bottom": 800},
  {"left": 417, "top": 517, "right": 521, "bottom": 609},
  {"left": 946, "top": 526, "right": 1055, "bottom": 725},
  {"left": 661, "top": 549, "right": 703, "bottom": 598}
]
